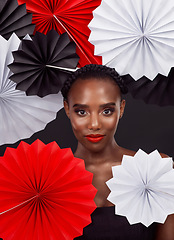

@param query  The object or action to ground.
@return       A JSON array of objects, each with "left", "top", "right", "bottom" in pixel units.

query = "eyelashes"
[
  {"left": 102, "top": 108, "right": 115, "bottom": 116},
  {"left": 74, "top": 109, "right": 87, "bottom": 116},
  {"left": 74, "top": 108, "right": 115, "bottom": 116}
]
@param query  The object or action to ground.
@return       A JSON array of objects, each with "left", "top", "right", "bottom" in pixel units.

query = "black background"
[{"left": 1, "top": 93, "right": 174, "bottom": 158}]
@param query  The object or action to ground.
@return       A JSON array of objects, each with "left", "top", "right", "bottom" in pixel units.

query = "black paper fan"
[
  {"left": 0, "top": 0, "right": 35, "bottom": 40},
  {"left": 9, "top": 29, "right": 79, "bottom": 97},
  {"left": 123, "top": 69, "right": 174, "bottom": 107}
]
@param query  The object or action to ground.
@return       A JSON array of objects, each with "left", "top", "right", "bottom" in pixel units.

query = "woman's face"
[{"left": 64, "top": 77, "right": 125, "bottom": 153}]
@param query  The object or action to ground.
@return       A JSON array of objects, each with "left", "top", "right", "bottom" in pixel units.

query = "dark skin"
[{"left": 64, "top": 77, "right": 174, "bottom": 240}]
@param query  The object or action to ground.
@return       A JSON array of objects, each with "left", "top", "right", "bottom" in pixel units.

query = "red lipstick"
[{"left": 85, "top": 134, "right": 105, "bottom": 143}]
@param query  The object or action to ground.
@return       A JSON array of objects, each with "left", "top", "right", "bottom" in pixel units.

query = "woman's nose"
[{"left": 88, "top": 113, "right": 101, "bottom": 130}]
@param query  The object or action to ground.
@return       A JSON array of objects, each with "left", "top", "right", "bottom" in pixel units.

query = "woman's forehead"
[{"left": 68, "top": 77, "right": 121, "bottom": 104}]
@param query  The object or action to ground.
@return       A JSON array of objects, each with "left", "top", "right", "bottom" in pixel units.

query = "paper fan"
[
  {"left": 9, "top": 29, "right": 79, "bottom": 97},
  {"left": 122, "top": 70, "right": 174, "bottom": 106},
  {"left": 106, "top": 149, "right": 174, "bottom": 227},
  {"left": 17, "top": 0, "right": 102, "bottom": 67},
  {"left": 89, "top": 0, "right": 174, "bottom": 80},
  {"left": 0, "top": 0, "right": 35, "bottom": 40},
  {"left": 0, "top": 33, "right": 63, "bottom": 146},
  {"left": 0, "top": 139, "right": 97, "bottom": 240}
]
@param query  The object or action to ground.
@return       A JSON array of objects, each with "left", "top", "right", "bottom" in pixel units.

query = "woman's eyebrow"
[
  {"left": 100, "top": 102, "right": 116, "bottom": 108},
  {"left": 73, "top": 103, "right": 116, "bottom": 108},
  {"left": 73, "top": 104, "right": 89, "bottom": 108}
]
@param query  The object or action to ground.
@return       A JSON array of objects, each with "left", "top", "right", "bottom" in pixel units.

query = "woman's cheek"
[
  {"left": 102, "top": 115, "right": 120, "bottom": 131},
  {"left": 70, "top": 116, "right": 87, "bottom": 132}
]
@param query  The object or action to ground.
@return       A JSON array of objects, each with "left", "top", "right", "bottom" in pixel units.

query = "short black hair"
[{"left": 61, "top": 64, "right": 128, "bottom": 100}]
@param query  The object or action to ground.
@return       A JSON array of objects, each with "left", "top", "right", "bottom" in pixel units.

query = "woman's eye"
[
  {"left": 102, "top": 108, "right": 114, "bottom": 115},
  {"left": 75, "top": 109, "right": 87, "bottom": 116}
]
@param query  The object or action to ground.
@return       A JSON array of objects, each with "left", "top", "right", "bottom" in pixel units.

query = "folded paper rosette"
[
  {"left": 89, "top": 0, "right": 174, "bottom": 80},
  {"left": 0, "top": 139, "right": 97, "bottom": 240},
  {"left": 106, "top": 149, "right": 174, "bottom": 227},
  {"left": 0, "top": 33, "right": 63, "bottom": 146}
]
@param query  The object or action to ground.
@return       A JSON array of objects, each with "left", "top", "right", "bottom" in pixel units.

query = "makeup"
[{"left": 85, "top": 134, "right": 105, "bottom": 143}]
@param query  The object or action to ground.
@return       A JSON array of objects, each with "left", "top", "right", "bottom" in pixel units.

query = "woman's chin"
[{"left": 81, "top": 141, "right": 108, "bottom": 154}]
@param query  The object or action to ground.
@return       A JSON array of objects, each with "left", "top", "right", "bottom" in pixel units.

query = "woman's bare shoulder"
[
  {"left": 119, "top": 147, "right": 136, "bottom": 157},
  {"left": 160, "top": 152, "right": 170, "bottom": 158},
  {"left": 119, "top": 147, "right": 170, "bottom": 158}
]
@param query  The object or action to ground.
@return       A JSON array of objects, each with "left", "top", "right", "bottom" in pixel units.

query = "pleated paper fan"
[
  {"left": 0, "top": 33, "right": 63, "bottom": 146},
  {"left": 0, "top": 139, "right": 97, "bottom": 240},
  {"left": 9, "top": 29, "right": 79, "bottom": 97},
  {"left": 0, "top": 0, "right": 35, "bottom": 40},
  {"left": 17, "top": 0, "right": 102, "bottom": 67},
  {"left": 106, "top": 149, "right": 174, "bottom": 227},
  {"left": 122, "top": 71, "right": 174, "bottom": 106},
  {"left": 89, "top": 0, "right": 174, "bottom": 80}
]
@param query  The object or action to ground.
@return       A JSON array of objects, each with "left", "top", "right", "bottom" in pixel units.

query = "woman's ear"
[
  {"left": 64, "top": 100, "right": 70, "bottom": 118},
  {"left": 119, "top": 99, "right": 126, "bottom": 119}
]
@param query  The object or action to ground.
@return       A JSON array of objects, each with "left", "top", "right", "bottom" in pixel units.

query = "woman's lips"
[{"left": 85, "top": 134, "right": 105, "bottom": 143}]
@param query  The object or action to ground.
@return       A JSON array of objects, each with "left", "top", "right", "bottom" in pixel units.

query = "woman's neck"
[{"left": 74, "top": 139, "right": 122, "bottom": 165}]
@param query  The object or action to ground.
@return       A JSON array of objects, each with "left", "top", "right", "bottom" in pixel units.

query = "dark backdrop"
[{"left": 0, "top": 93, "right": 174, "bottom": 158}]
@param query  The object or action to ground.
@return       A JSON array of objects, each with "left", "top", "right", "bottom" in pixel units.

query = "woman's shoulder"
[
  {"left": 120, "top": 147, "right": 169, "bottom": 158},
  {"left": 159, "top": 152, "right": 169, "bottom": 158},
  {"left": 119, "top": 146, "right": 170, "bottom": 158},
  {"left": 118, "top": 146, "right": 136, "bottom": 157}
]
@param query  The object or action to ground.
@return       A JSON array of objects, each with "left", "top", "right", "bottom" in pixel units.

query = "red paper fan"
[
  {"left": 17, "top": 0, "right": 102, "bottom": 67},
  {"left": 0, "top": 140, "right": 97, "bottom": 240}
]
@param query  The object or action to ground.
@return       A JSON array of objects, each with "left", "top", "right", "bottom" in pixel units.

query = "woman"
[{"left": 61, "top": 64, "right": 174, "bottom": 240}]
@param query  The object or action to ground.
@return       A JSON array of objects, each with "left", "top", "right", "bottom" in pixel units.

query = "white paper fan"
[
  {"left": 106, "top": 149, "right": 174, "bottom": 227},
  {"left": 0, "top": 33, "right": 63, "bottom": 145},
  {"left": 89, "top": 0, "right": 174, "bottom": 80}
]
